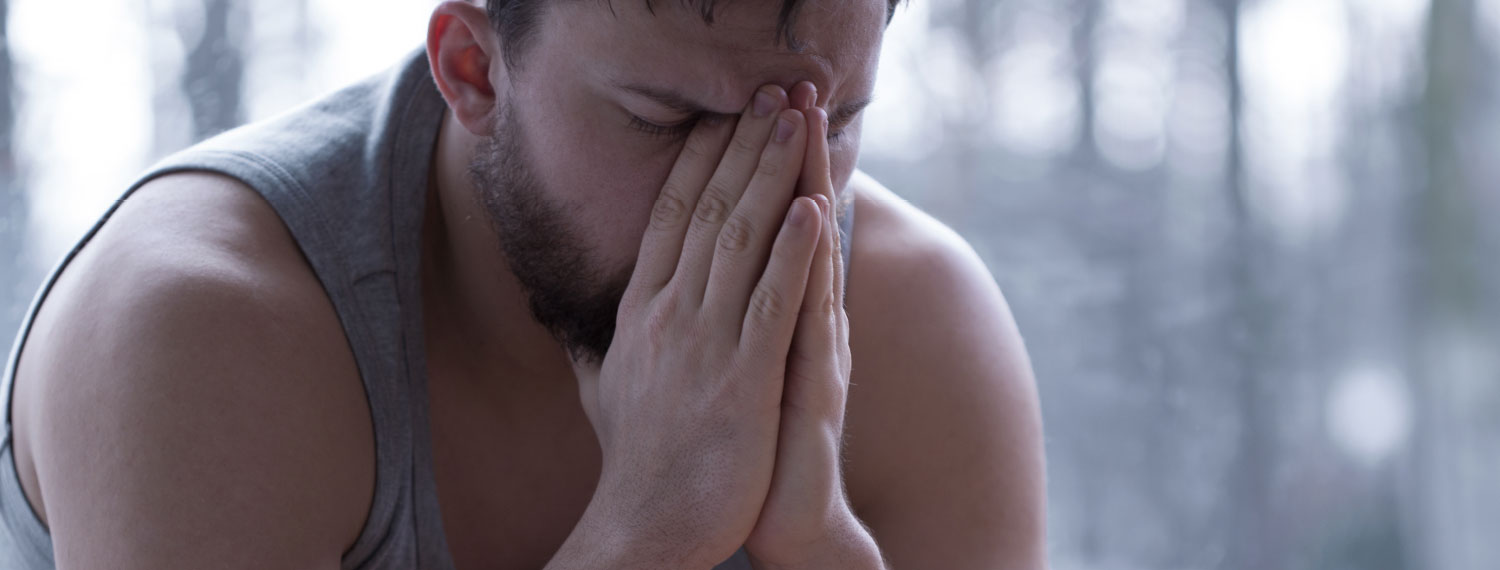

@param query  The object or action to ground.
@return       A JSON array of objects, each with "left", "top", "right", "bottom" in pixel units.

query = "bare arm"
[{"left": 12, "top": 174, "right": 374, "bottom": 569}]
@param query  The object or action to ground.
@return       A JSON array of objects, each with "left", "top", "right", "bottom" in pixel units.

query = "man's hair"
[{"left": 486, "top": 0, "right": 905, "bottom": 68}]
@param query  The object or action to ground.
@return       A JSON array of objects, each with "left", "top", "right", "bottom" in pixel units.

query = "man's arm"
[
  {"left": 11, "top": 174, "right": 375, "bottom": 569},
  {"left": 843, "top": 174, "right": 1048, "bottom": 569}
]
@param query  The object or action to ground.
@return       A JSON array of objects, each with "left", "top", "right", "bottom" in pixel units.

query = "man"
[{"left": 0, "top": 0, "right": 1045, "bottom": 568}]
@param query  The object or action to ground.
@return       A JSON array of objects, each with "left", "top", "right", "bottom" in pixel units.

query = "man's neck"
[{"left": 421, "top": 111, "right": 575, "bottom": 382}]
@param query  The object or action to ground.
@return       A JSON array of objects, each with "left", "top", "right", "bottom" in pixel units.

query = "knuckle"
[
  {"left": 730, "top": 135, "right": 762, "bottom": 157},
  {"left": 748, "top": 285, "right": 786, "bottom": 322},
  {"left": 642, "top": 311, "right": 674, "bottom": 347},
  {"left": 787, "top": 349, "right": 822, "bottom": 376},
  {"left": 640, "top": 295, "right": 683, "bottom": 345},
  {"left": 678, "top": 137, "right": 712, "bottom": 163},
  {"left": 650, "top": 190, "right": 691, "bottom": 231},
  {"left": 821, "top": 290, "right": 839, "bottom": 315},
  {"left": 787, "top": 371, "right": 846, "bottom": 417},
  {"left": 802, "top": 291, "right": 836, "bottom": 319},
  {"left": 617, "top": 287, "right": 649, "bottom": 317},
  {"left": 755, "top": 156, "right": 782, "bottom": 179},
  {"left": 716, "top": 216, "right": 755, "bottom": 255},
  {"left": 693, "top": 190, "right": 732, "bottom": 225}
]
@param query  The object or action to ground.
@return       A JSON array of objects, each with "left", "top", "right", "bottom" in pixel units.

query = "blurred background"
[{"left": 1, "top": 0, "right": 1495, "bottom": 568}]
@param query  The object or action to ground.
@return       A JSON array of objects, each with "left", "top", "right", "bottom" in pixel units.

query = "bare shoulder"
[
  {"left": 844, "top": 170, "right": 1028, "bottom": 366},
  {"left": 11, "top": 172, "right": 371, "bottom": 568},
  {"left": 843, "top": 171, "right": 1047, "bottom": 569}
]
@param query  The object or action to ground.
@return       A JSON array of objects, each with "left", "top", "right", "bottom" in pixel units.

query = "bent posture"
[{"left": 1, "top": 1, "right": 1046, "bottom": 568}]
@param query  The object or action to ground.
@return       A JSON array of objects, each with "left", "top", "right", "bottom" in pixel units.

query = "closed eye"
[
  {"left": 628, "top": 115, "right": 699, "bottom": 139},
  {"left": 827, "top": 97, "right": 871, "bottom": 143},
  {"left": 631, "top": 109, "right": 860, "bottom": 141}
]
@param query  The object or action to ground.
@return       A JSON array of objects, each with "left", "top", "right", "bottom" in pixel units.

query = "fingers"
[
  {"left": 772, "top": 81, "right": 846, "bottom": 414},
  {"left": 796, "top": 106, "right": 834, "bottom": 205},
  {"left": 701, "top": 109, "right": 810, "bottom": 321},
  {"left": 806, "top": 195, "right": 836, "bottom": 326},
  {"left": 830, "top": 182, "right": 849, "bottom": 365},
  {"left": 789, "top": 81, "right": 817, "bottom": 112},
  {"left": 627, "top": 116, "right": 736, "bottom": 303},
  {"left": 797, "top": 105, "right": 847, "bottom": 336},
  {"left": 831, "top": 168, "right": 847, "bottom": 318},
  {"left": 740, "top": 197, "right": 822, "bottom": 353},
  {"left": 789, "top": 194, "right": 837, "bottom": 370},
  {"left": 674, "top": 85, "right": 790, "bottom": 304},
  {"left": 761, "top": 195, "right": 842, "bottom": 537},
  {"left": 783, "top": 192, "right": 842, "bottom": 406}
]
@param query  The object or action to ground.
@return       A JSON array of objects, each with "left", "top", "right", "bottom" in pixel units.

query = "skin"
[{"left": 8, "top": 1, "right": 1047, "bottom": 569}]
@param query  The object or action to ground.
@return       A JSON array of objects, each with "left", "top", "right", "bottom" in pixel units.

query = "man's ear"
[{"left": 427, "top": 1, "right": 505, "bottom": 135}]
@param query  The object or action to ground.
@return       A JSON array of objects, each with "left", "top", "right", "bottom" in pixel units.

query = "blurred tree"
[
  {"left": 1068, "top": 0, "right": 1099, "bottom": 170},
  {"left": 1413, "top": 0, "right": 1493, "bottom": 569},
  {"left": 920, "top": 0, "right": 1000, "bottom": 230},
  {"left": 0, "top": 0, "right": 27, "bottom": 334},
  {"left": 1220, "top": 0, "right": 1281, "bottom": 568},
  {"left": 182, "top": 0, "right": 244, "bottom": 140},
  {"left": 0, "top": 0, "right": 13, "bottom": 180}
]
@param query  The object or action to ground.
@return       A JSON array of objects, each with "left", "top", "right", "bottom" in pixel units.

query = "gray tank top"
[{"left": 0, "top": 49, "right": 853, "bottom": 569}]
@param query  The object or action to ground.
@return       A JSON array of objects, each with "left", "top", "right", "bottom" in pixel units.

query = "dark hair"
[{"left": 486, "top": 0, "right": 905, "bottom": 69}]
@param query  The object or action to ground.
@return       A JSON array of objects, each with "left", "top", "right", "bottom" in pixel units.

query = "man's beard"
[{"left": 467, "top": 102, "right": 630, "bottom": 366}]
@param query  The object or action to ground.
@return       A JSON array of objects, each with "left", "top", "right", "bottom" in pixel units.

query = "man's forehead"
[{"left": 561, "top": 0, "right": 885, "bottom": 108}]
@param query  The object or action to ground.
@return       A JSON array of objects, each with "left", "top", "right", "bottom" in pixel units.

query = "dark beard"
[{"left": 467, "top": 103, "right": 629, "bottom": 365}]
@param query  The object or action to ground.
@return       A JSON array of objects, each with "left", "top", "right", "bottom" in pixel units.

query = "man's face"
[{"left": 469, "top": 0, "right": 887, "bottom": 362}]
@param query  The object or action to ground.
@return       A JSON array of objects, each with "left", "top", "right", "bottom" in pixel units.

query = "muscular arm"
[
  {"left": 11, "top": 174, "right": 374, "bottom": 569},
  {"left": 844, "top": 175, "right": 1048, "bottom": 569}
]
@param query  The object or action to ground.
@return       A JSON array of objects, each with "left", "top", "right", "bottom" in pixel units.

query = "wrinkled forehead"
[{"left": 553, "top": 0, "right": 886, "bottom": 109}]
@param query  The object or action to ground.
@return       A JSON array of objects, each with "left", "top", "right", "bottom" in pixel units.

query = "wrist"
[
  {"left": 747, "top": 508, "right": 885, "bottom": 570},
  {"left": 547, "top": 499, "right": 721, "bottom": 570}
]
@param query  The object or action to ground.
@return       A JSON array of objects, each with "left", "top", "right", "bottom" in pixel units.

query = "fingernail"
[
  {"left": 790, "top": 198, "right": 813, "bottom": 227},
  {"left": 775, "top": 115, "right": 797, "bottom": 143},
  {"left": 815, "top": 194, "right": 831, "bottom": 221},
  {"left": 754, "top": 89, "right": 780, "bottom": 117}
]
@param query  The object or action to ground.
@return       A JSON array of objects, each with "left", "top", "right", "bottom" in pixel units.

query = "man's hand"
[
  {"left": 743, "top": 83, "right": 886, "bottom": 569},
  {"left": 555, "top": 85, "right": 823, "bottom": 569}
]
